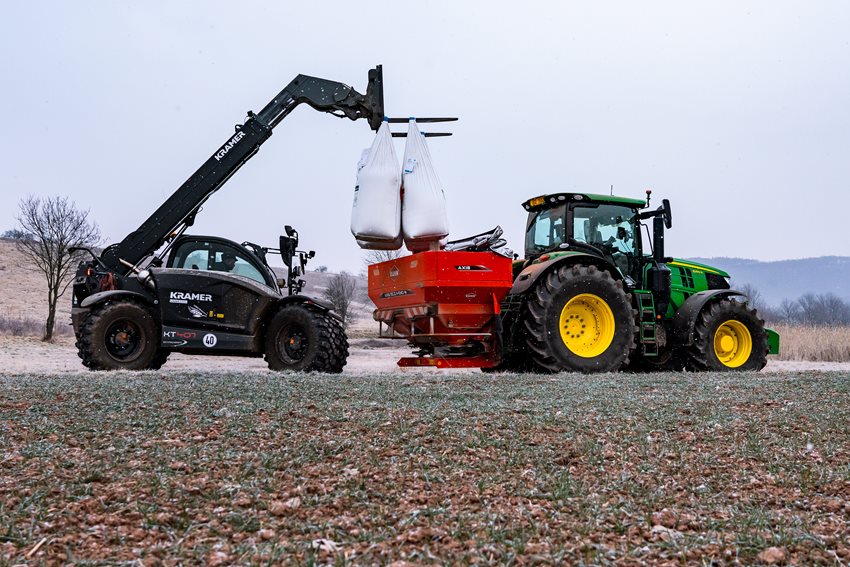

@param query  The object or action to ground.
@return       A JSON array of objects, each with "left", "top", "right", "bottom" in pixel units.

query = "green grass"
[{"left": 1, "top": 370, "right": 849, "bottom": 564}]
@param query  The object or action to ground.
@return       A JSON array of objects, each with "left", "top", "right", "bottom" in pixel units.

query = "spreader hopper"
[{"left": 368, "top": 250, "right": 514, "bottom": 368}]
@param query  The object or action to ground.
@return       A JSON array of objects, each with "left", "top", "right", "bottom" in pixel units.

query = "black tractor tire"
[
  {"left": 481, "top": 346, "right": 528, "bottom": 373},
  {"left": 623, "top": 347, "right": 688, "bottom": 373},
  {"left": 523, "top": 264, "right": 636, "bottom": 373},
  {"left": 687, "top": 299, "right": 768, "bottom": 371},
  {"left": 264, "top": 305, "right": 348, "bottom": 373},
  {"left": 77, "top": 301, "right": 160, "bottom": 371},
  {"left": 149, "top": 350, "right": 170, "bottom": 370}
]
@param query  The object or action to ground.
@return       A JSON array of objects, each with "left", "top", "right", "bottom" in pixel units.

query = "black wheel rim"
[
  {"left": 105, "top": 319, "right": 143, "bottom": 360},
  {"left": 278, "top": 323, "right": 308, "bottom": 362}
]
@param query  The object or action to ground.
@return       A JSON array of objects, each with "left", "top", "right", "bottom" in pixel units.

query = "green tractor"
[{"left": 496, "top": 191, "right": 779, "bottom": 372}]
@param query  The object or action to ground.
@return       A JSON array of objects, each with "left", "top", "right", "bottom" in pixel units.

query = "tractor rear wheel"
[
  {"left": 264, "top": 306, "right": 348, "bottom": 373},
  {"left": 623, "top": 348, "right": 688, "bottom": 372},
  {"left": 77, "top": 300, "right": 160, "bottom": 371},
  {"left": 524, "top": 264, "right": 636, "bottom": 373},
  {"left": 688, "top": 299, "right": 768, "bottom": 371}
]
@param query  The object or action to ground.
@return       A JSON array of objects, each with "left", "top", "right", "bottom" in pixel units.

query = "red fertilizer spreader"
[{"left": 368, "top": 249, "right": 514, "bottom": 368}]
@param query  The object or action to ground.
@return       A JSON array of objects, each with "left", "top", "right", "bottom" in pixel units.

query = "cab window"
[
  {"left": 525, "top": 204, "right": 566, "bottom": 256},
  {"left": 210, "top": 250, "right": 265, "bottom": 283},
  {"left": 181, "top": 249, "right": 209, "bottom": 270},
  {"left": 169, "top": 241, "right": 270, "bottom": 286},
  {"left": 571, "top": 202, "right": 640, "bottom": 277}
]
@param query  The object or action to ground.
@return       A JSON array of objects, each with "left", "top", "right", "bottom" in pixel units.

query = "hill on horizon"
[{"left": 688, "top": 256, "right": 850, "bottom": 307}]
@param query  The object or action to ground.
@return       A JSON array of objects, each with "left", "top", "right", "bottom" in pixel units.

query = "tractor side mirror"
[
  {"left": 279, "top": 235, "right": 295, "bottom": 269},
  {"left": 662, "top": 199, "right": 672, "bottom": 229}
]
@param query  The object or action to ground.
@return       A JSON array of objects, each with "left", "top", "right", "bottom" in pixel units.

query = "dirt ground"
[
  {"left": 2, "top": 369, "right": 849, "bottom": 564},
  {"left": 2, "top": 335, "right": 849, "bottom": 374},
  {"left": 0, "top": 336, "right": 415, "bottom": 374}
]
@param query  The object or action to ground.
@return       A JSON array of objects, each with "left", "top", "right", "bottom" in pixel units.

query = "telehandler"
[{"left": 71, "top": 67, "right": 389, "bottom": 371}]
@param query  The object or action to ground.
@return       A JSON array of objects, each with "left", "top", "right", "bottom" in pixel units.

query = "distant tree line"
[{"left": 737, "top": 283, "right": 850, "bottom": 326}]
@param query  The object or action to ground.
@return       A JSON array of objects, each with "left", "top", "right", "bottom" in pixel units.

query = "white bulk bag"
[
  {"left": 350, "top": 121, "right": 402, "bottom": 247},
  {"left": 401, "top": 120, "right": 449, "bottom": 250},
  {"left": 355, "top": 235, "right": 403, "bottom": 250}
]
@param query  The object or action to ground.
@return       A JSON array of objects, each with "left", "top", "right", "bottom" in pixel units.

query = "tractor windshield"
[
  {"left": 525, "top": 203, "right": 567, "bottom": 256},
  {"left": 571, "top": 203, "right": 636, "bottom": 248},
  {"left": 571, "top": 202, "right": 640, "bottom": 276}
]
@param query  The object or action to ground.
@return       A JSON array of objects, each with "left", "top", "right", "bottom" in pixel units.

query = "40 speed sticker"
[{"left": 203, "top": 334, "right": 218, "bottom": 348}]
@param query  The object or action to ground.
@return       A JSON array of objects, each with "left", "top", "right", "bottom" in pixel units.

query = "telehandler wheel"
[
  {"left": 149, "top": 350, "right": 170, "bottom": 370},
  {"left": 688, "top": 299, "right": 768, "bottom": 371},
  {"left": 264, "top": 306, "right": 349, "bottom": 373},
  {"left": 524, "top": 264, "right": 636, "bottom": 373},
  {"left": 77, "top": 300, "right": 160, "bottom": 371}
]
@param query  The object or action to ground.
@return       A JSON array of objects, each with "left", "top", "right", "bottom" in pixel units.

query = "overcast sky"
[{"left": 2, "top": 2, "right": 849, "bottom": 273}]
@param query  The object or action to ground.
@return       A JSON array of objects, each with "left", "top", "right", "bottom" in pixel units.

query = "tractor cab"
[{"left": 522, "top": 193, "right": 650, "bottom": 283}]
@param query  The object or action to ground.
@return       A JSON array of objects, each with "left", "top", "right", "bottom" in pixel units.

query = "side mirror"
[
  {"left": 279, "top": 235, "right": 295, "bottom": 268},
  {"left": 662, "top": 199, "right": 672, "bottom": 229}
]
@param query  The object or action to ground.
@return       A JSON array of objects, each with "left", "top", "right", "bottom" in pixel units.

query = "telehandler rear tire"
[
  {"left": 687, "top": 299, "right": 768, "bottom": 371},
  {"left": 77, "top": 300, "right": 160, "bottom": 371},
  {"left": 524, "top": 264, "right": 636, "bottom": 373},
  {"left": 264, "top": 306, "right": 348, "bottom": 373}
]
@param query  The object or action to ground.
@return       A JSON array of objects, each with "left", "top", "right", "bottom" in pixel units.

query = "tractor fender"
[
  {"left": 670, "top": 290, "right": 747, "bottom": 346},
  {"left": 79, "top": 289, "right": 157, "bottom": 309},
  {"left": 272, "top": 295, "right": 343, "bottom": 322},
  {"left": 510, "top": 252, "right": 622, "bottom": 296}
]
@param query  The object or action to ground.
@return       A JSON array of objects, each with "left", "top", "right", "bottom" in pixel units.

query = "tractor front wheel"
[
  {"left": 688, "top": 299, "right": 768, "bottom": 371},
  {"left": 264, "top": 306, "right": 348, "bottom": 373},
  {"left": 524, "top": 264, "right": 636, "bottom": 373}
]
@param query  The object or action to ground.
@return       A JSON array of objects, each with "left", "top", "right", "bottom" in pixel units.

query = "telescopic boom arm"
[{"left": 100, "top": 66, "right": 385, "bottom": 273}]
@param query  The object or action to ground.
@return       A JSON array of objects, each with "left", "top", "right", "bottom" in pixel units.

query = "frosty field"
[{"left": 2, "top": 367, "right": 849, "bottom": 564}]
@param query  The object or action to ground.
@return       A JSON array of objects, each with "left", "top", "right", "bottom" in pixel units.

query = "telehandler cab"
[{"left": 71, "top": 67, "right": 388, "bottom": 371}]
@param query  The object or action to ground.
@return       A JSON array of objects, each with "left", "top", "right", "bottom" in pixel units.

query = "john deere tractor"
[{"left": 495, "top": 191, "right": 779, "bottom": 372}]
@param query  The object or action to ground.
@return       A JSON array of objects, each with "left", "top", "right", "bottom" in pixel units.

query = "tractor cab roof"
[{"left": 522, "top": 193, "right": 647, "bottom": 212}]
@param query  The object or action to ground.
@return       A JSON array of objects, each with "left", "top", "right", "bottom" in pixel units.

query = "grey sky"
[{"left": 2, "top": 2, "right": 849, "bottom": 273}]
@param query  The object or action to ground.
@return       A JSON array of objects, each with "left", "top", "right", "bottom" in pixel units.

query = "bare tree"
[
  {"left": 778, "top": 298, "right": 801, "bottom": 324},
  {"left": 322, "top": 271, "right": 358, "bottom": 326},
  {"left": 735, "top": 282, "right": 764, "bottom": 312},
  {"left": 15, "top": 196, "right": 101, "bottom": 341},
  {"left": 361, "top": 248, "right": 407, "bottom": 270},
  {"left": 797, "top": 293, "right": 850, "bottom": 326},
  {"left": 2, "top": 229, "right": 32, "bottom": 240}
]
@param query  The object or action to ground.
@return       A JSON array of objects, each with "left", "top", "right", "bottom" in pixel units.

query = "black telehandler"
[{"left": 70, "top": 66, "right": 387, "bottom": 372}]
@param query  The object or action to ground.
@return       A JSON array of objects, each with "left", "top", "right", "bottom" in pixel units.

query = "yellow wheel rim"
[
  {"left": 713, "top": 319, "right": 752, "bottom": 368},
  {"left": 559, "top": 293, "right": 616, "bottom": 358}
]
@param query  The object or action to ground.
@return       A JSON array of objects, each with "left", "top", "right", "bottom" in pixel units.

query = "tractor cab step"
[{"left": 635, "top": 291, "right": 660, "bottom": 357}]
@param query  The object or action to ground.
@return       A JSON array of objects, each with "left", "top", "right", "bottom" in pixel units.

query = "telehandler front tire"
[
  {"left": 264, "top": 306, "right": 348, "bottom": 373},
  {"left": 524, "top": 264, "right": 636, "bottom": 373},
  {"left": 77, "top": 300, "right": 160, "bottom": 371},
  {"left": 687, "top": 299, "right": 768, "bottom": 371}
]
